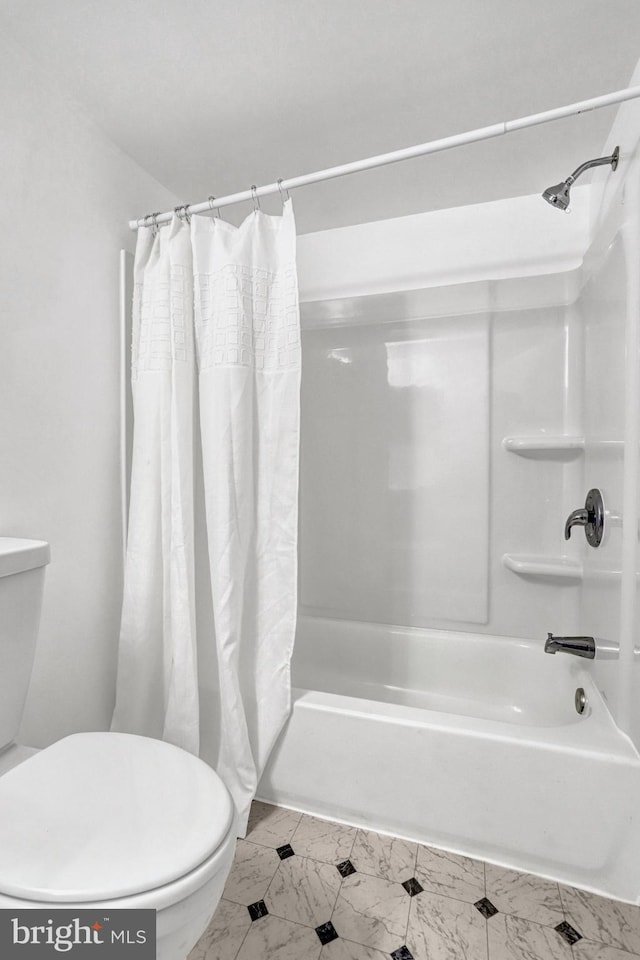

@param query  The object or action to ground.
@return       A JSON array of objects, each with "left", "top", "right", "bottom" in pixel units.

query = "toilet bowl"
[
  {"left": 0, "top": 539, "right": 237, "bottom": 960},
  {"left": 0, "top": 733, "right": 237, "bottom": 960}
]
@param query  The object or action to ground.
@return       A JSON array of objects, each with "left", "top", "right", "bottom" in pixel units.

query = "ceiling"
[{"left": 2, "top": 0, "right": 640, "bottom": 233}]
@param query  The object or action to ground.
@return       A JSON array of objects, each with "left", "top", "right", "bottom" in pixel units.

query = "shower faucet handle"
[
  {"left": 564, "top": 488, "right": 604, "bottom": 548},
  {"left": 564, "top": 508, "right": 589, "bottom": 539}
]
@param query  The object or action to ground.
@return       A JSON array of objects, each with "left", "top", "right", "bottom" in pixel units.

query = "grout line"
[
  {"left": 558, "top": 883, "right": 568, "bottom": 917},
  {"left": 558, "top": 884, "right": 579, "bottom": 959},
  {"left": 262, "top": 856, "right": 283, "bottom": 904},
  {"left": 347, "top": 826, "right": 358, "bottom": 859},
  {"left": 404, "top": 898, "right": 413, "bottom": 950},
  {"left": 484, "top": 861, "right": 490, "bottom": 960},
  {"left": 403, "top": 842, "right": 420, "bottom": 944},
  {"left": 231, "top": 918, "right": 251, "bottom": 960},
  {"left": 328, "top": 871, "right": 344, "bottom": 933},
  {"left": 329, "top": 849, "right": 348, "bottom": 931}
]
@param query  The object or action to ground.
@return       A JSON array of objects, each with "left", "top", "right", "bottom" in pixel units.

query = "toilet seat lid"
[{"left": 0, "top": 732, "right": 235, "bottom": 902}]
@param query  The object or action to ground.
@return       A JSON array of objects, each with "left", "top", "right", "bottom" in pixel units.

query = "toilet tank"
[{"left": 0, "top": 539, "right": 50, "bottom": 752}]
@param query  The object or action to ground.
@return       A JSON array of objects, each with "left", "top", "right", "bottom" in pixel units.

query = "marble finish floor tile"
[
  {"left": 485, "top": 863, "right": 564, "bottom": 926},
  {"left": 573, "top": 939, "right": 640, "bottom": 960},
  {"left": 320, "top": 937, "right": 389, "bottom": 959},
  {"left": 196, "top": 804, "right": 640, "bottom": 960},
  {"left": 266, "top": 854, "right": 342, "bottom": 927},
  {"left": 235, "top": 914, "right": 322, "bottom": 960},
  {"left": 351, "top": 828, "right": 418, "bottom": 883},
  {"left": 487, "top": 914, "right": 572, "bottom": 960},
  {"left": 246, "top": 801, "right": 302, "bottom": 849},
  {"left": 188, "top": 898, "right": 251, "bottom": 960},
  {"left": 223, "top": 839, "right": 280, "bottom": 906},
  {"left": 560, "top": 885, "right": 640, "bottom": 955},
  {"left": 407, "top": 890, "right": 488, "bottom": 960},
  {"left": 291, "top": 814, "right": 357, "bottom": 864},
  {"left": 331, "top": 872, "right": 411, "bottom": 953},
  {"left": 415, "top": 845, "right": 485, "bottom": 903}
]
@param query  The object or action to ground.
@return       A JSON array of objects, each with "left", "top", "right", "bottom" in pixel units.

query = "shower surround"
[{"left": 259, "top": 93, "right": 640, "bottom": 904}]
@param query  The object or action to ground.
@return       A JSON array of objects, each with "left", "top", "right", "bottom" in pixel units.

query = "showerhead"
[
  {"left": 542, "top": 180, "right": 573, "bottom": 211},
  {"left": 542, "top": 146, "right": 619, "bottom": 211}
]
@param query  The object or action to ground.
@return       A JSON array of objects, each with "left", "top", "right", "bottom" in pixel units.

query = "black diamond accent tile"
[
  {"left": 336, "top": 859, "right": 357, "bottom": 878},
  {"left": 555, "top": 921, "right": 582, "bottom": 945},
  {"left": 276, "top": 843, "right": 295, "bottom": 860},
  {"left": 390, "top": 947, "right": 414, "bottom": 960},
  {"left": 247, "top": 900, "right": 269, "bottom": 922},
  {"left": 401, "top": 877, "right": 424, "bottom": 897},
  {"left": 474, "top": 897, "right": 499, "bottom": 919},
  {"left": 315, "top": 922, "right": 339, "bottom": 945}
]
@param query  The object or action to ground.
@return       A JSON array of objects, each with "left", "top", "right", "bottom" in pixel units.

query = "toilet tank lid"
[
  {"left": 0, "top": 732, "right": 234, "bottom": 903},
  {"left": 0, "top": 539, "right": 50, "bottom": 578}
]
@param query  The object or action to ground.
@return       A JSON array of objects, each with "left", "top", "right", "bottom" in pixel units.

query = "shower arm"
[{"left": 564, "top": 147, "right": 620, "bottom": 187}]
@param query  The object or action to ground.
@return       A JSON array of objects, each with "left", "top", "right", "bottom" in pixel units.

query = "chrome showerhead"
[
  {"left": 542, "top": 146, "right": 619, "bottom": 211},
  {"left": 542, "top": 180, "right": 573, "bottom": 210}
]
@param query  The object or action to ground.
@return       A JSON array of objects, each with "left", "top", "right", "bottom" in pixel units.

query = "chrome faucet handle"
[
  {"left": 564, "top": 488, "right": 604, "bottom": 547},
  {"left": 564, "top": 508, "right": 589, "bottom": 540}
]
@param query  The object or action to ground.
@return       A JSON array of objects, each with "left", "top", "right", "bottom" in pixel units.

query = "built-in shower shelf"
[
  {"left": 503, "top": 553, "right": 583, "bottom": 582},
  {"left": 502, "top": 436, "right": 585, "bottom": 459}
]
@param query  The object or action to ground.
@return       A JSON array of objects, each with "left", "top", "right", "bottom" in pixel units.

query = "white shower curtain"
[
  {"left": 112, "top": 202, "right": 301, "bottom": 833},
  {"left": 112, "top": 216, "right": 199, "bottom": 755}
]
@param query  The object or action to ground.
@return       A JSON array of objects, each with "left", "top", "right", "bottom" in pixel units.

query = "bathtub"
[{"left": 258, "top": 616, "right": 640, "bottom": 903}]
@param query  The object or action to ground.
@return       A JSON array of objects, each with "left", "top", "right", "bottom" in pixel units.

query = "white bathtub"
[{"left": 258, "top": 616, "right": 640, "bottom": 903}]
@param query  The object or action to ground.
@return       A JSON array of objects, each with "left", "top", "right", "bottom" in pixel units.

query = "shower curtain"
[{"left": 112, "top": 201, "right": 301, "bottom": 833}]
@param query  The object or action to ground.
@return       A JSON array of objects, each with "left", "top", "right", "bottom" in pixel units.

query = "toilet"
[{"left": 0, "top": 538, "right": 237, "bottom": 960}]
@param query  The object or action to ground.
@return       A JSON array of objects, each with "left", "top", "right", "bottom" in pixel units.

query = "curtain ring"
[
  {"left": 251, "top": 185, "right": 260, "bottom": 212},
  {"left": 174, "top": 204, "right": 191, "bottom": 223},
  {"left": 151, "top": 212, "right": 160, "bottom": 236},
  {"left": 277, "top": 178, "right": 290, "bottom": 202},
  {"left": 208, "top": 195, "right": 222, "bottom": 218}
]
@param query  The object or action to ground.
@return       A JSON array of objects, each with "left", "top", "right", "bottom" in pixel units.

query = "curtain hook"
[
  {"left": 143, "top": 212, "right": 160, "bottom": 233},
  {"left": 277, "top": 178, "right": 290, "bottom": 203},
  {"left": 251, "top": 185, "right": 261, "bottom": 212},
  {"left": 208, "top": 195, "right": 222, "bottom": 219},
  {"left": 174, "top": 204, "right": 191, "bottom": 223}
]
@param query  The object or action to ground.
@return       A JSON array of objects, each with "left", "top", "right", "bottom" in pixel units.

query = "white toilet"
[{"left": 0, "top": 538, "right": 237, "bottom": 960}]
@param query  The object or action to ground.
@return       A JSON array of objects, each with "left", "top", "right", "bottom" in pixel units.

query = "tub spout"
[{"left": 545, "top": 633, "right": 596, "bottom": 658}]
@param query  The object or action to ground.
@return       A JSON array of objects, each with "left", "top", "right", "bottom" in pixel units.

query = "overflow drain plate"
[{"left": 575, "top": 687, "right": 587, "bottom": 715}]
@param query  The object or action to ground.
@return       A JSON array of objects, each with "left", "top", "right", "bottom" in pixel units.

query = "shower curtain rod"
[{"left": 129, "top": 84, "right": 640, "bottom": 230}]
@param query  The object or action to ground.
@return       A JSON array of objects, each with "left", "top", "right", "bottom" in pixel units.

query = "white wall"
[{"left": 0, "top": 34, "right": 179, "bottom": 747}]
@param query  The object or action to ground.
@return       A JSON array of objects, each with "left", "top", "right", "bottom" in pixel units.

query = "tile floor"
[{"left": 189, "top": 801, "right": 640, "bottom": 960}]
